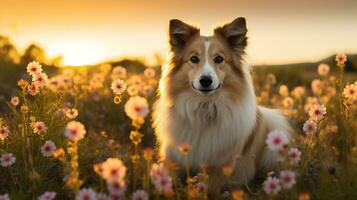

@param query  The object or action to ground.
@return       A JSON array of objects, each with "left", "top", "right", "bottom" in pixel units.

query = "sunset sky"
[{"left": 1, "top": 0, "right": 357, "bottom": 66}]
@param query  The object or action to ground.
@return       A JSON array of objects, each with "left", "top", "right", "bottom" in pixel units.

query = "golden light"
[{"left": 46, "top": 37, "right": 111, "bottom": 66}]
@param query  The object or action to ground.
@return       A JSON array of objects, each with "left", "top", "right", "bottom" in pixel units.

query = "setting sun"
[{"left": 1, "top": 0, "right": 357, "bottom": 66}]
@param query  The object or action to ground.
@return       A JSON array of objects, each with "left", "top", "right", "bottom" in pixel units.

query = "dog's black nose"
[{"left": 199, "top": 76, "right": 213, "bottom": 88}]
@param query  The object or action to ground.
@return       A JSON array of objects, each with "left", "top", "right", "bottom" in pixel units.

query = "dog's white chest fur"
[{"left": 154, "top": 91, "right": 257, "bottom": 168}]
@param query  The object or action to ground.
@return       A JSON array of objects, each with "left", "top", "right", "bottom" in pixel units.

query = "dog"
[{"left": 153, "top": 17, "right": 292, "bottom": 190}]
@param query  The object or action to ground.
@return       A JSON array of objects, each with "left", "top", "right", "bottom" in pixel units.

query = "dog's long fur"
[{"left": 153, "top": 18, "right": 292, "bottom": 188}]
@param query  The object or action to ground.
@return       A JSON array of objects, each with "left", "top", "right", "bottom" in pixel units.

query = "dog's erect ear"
[
  {"left": 169, "top": 19, "right": 199, "bottom": 52},
  {"left": 214, "top": 17, "right": 247, "bottom": 50}
]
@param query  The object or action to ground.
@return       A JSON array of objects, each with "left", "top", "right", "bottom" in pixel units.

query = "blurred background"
[{"left": 0, "top": 0, "right": 357, "bottom": 97}]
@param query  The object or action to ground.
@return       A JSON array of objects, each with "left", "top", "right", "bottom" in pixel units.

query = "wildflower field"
[{"left": 0, "top": 54, "right": 356, "bottom": 200}]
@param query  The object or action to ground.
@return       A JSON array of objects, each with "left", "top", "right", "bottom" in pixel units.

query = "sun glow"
[{"left": 45, "top": 38, "right": 112, "bottom": 66}]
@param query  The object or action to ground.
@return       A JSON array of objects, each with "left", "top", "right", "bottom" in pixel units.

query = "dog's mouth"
[{"left": 192, "top": 83, "right": 221, "bottom": 94}]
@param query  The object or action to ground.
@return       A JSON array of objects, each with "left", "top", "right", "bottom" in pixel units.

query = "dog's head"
[{"left": 162, "top": 18, "right": 249, "bottom": 102}]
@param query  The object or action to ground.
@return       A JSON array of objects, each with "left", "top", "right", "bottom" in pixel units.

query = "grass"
[{"left": 0, "top": 58, "right": 356, "bottom": 200}]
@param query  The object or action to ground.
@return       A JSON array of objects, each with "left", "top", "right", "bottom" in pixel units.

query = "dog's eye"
[
  {"left": 214, "top": 56, "right": 224, "bottom": 64},
  {"left": 190, "top": 56, "right": 200, "bottom": 64}
]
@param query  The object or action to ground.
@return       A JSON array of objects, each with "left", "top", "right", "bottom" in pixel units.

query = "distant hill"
[
  {"left": 255, "top": 54, "right": 357, "bottom": 72},
  {"left": 253, "top": 54, "right": 357, "bottom": 87}
]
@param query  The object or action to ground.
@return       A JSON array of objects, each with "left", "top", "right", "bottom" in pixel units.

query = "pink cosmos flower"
[
  {"left": 38, "top": 191, "right": 56, "bottom": 200},
  {"left": 40, "top": 140, "right": 56, "bottom": 157},
  {"left": 150, "top": 163, "right": 172, "bottom": 192},
  {"left": 63, "top": 108, "right": 79, "bottom": 119},
  {"left": 265, "top": 130, "right": 289, "bottom": 151},
  {"left": 343, "top": 84, "right": 357, "bottom": 101},
  {"left": 144, "top": 68, "right": 156, "bottom": 78},
  {"left": 101, "top": 158, "right": 127, "bottom": 183},
  {"left": 64, "top": 121, "right": 86, "bottom": 142},
  {"left": 288, "top": 148, "right": 301, "bottom": 164},
  {"left": 27, "top": 61, "right": 43, "bottom": 76},
  {"left": 153, "top": 175, "right": 173, "bottom": 193},
  {"left": 0, "top": 194, "right": 10, "bottom": 200},
  {"left": 279, "top": 85, "right": 289, "bottom": 97},
  {"left": 106, "top": 180, "right": 126, "bottom": 196},
  {"left": 131, "top": 190, "right": 149, "bottom": 200},
  {"left": 32, "top": 73, "right": 48, "bottom": 88},
  {"left": 282, "top": 97, "right": 294, "bottom": 109},
  {"left": 0, "top": 126, "right": 10, "bottom": 140},
  {"left": 111, "top": 79, "right": 127, "bottom": 95},
  {"left": 308, "top": 104, "right": 327, "bottom": 121},
  {"left": 0, "top": 153, "right": 16, "bottom": 167},
  {"left": 124, "top": 96, "right": 149, "bottom": 120},
  {"left": 111, "top": 66, "right": 127, "bottom": 80},
  {"left": 96, "top": 193, "right": 109, "bottom": 200},
  {"left": 311, "top": 79, "right": 322, "bottom": 95},
  {"left": 76, "top": 188, "right": 97, "bottom": 200},
  {"left": 33, "top": 121, "right": 48, "bottom": 134},
  {"left": 263, "top": 176, "right": 281, "bottom": 194},
  {"left": 28, "top": 83, "right": 40, "bottom": 96},
  {"left": 303, "top": 120, "right": 317, "bottom": 135},
  {"left": 291, "top": 86, "right": 305, "bottom": 100},
  {"left": 335, "top": 53, "right": 347, "bottom": 66},
  {"left": 317, "top": 64, "right": 330, "bottom": 76},
  {"left": 279, "top": 170, "right": 296, "bottom": 189}
]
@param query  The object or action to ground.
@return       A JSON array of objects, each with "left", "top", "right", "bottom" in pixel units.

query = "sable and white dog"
[{"left": 153, "top": 18, "right": 292, "bottom": 188}]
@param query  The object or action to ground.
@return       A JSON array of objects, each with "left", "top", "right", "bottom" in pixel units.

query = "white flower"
[
  {"left": 335, "top": 53, "right": 347, "bottom": 66},
  {"left": 0, "top": 126, "right": 10, "bottom": 140},
  {"left": 64, "top": 121, "right": 86, "bottom": 142},
  {"left": 127, "top": 85, "right": 140, "bottom": 96},
  {"left": 311, "top": 79, "right": 322, "bottom": 95},
  {"left": 288, "top": 148, "right": 301, "bottom": 164},
  {"left": 28, "top": 83, "right": 40, "bottom": 96},
  {"left": 38, "top": 191, "right": 56, "bottom": 200},
  {"left": 317, "top": 64, "right": 330, "bottom": 76},
  {"left": 32, "top": 73, "right": 48, "bottom": 88},
  {"left": 282, "top": 97, "right": 294, "bottom": 109},
  {"left": 343, "top": 84, "right": 357, "bottom": 101},
  {"left": 150, "top": 163, "right": 172, "bottom": 193},
  {"left": 111, "top": 79, "right": 127, "bottom": 95},
  {"left": 303, "top": 120, "right": 317, "bottom": 135},
  {"left": 111, "top": 66, "right": 127, "bottom": 80},
  {"left": 144, "top": 68, "right": 156, "bottom": 78},
  {"left": 10, "top": 96, "right": 19, "bottom": 106},
  {"left": 132, "top": 190, "right": 149, "bottom": 200},
  {"left": 0, "top": 194, "right": 10, "bottom": 200},
  {"left": 308, "top": 104, "right": 327, "bottom": 121},
  {"left": 153, "top": 175, "right": 172, "bottom": 193},
  {"left": 279, "top": 170, "right": 296, "bottom": 189},
  {"left": 263, "top": 176, "right": 281, "bottom": 194},
  {"left": 291, "top": 86, "right": 305, "bottom": 100},
  {"left": 265, "top": 130, "right": 289, "bottom": 151},
  {"left": 101, "top": 158, "right": 127, "bottom": 183},
  {"left": 76, "top": 188, "right": 96, "bottom": 200},
  {"left": 27, "top": 61, "right": 43, "bottom": 75},
  {"left": 96, "top": 193, "right": 109, "bottom": 200},
  {"left": 124, "top": 96, "right": 149, "bottom": 120},
  {"left": 150, "top": 163, "right": 169, "bottom": 184},
  {"left": 106, "top": 180, "right": 126, "bottom": 196},
  {"left": 279, "top": 85, "right": 289, "bottom": 97},
  {"left": 196, "top": 182, "right": 208, "bottom": 193},
  {"left": 33, "top": 121, "right": 48, "bottom": 134},
  {"left": 40, "top": 140, "right": 56, "bottom": 157},
  {"left": 63, "top": 108, "right": 79, "bottom": 119},
  {"left": 0, "top": 153, "right": 16, "bottom": 167},
  {"left": 142, "top": 85, "right": 154, "bottom": 96}
]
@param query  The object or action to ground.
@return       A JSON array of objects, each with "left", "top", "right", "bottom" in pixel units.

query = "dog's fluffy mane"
[{"left": 153, "top": 18, "right": 293, "bottom": 187}]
